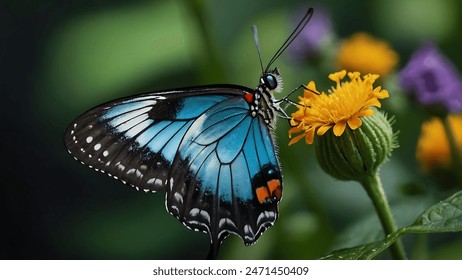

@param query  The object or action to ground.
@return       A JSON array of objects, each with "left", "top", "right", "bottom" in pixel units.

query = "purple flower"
[
  {"left": 399, "top": 42, "right": 462, "bottom": 113},
  {"left": 290, "top": 8, "right": 332, "bottom": 60}
]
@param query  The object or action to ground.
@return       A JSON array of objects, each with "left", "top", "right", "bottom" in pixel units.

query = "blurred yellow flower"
[
  {"left": 416, "top": 115, "right": 462, "bottom": 172},
  {"left": 336, "top": 32, "right": 398, "bottom": 77},
  {"left": 288, "top": 70, "right": 389, "bottom": 145}
]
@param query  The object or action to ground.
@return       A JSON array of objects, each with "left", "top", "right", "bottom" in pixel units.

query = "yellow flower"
[
  {"left": 416, "top": 115, "right": 462, "bottom": 172},
  {"left": 336, "top": 32, "right": 398, "bottom": 77},
  {"left": 288, "top": 70, "right": 389, "bottom": 145}
]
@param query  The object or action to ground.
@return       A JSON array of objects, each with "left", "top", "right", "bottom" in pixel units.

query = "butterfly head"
[
  {"left": 260, "top": 68, "right": 283, "bottom": 94},
  {"left": 253, "top": 7, "right": 313, "bottom": 94}
]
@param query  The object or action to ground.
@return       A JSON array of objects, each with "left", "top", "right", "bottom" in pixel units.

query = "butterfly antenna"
[
  {"left": 265, "top": 7, "right": 314, "bottom": 72},
  {"left": 252, "top": 25, "right": 265, "bottom": 74}
]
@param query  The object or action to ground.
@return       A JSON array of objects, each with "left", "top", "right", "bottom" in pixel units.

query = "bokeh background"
[{"left": 2, "top": 0, "right": 462, "bottom": 259}]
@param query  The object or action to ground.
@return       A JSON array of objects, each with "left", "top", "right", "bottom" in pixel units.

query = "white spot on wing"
[
  {"left": 86, "top": 136, "right": 93, "bottom": 143},
  {"left": 219, "top": 218, "right": 237, "bottom": 229},
  {"left": 174, "top": 192, "right": 183, "bottom": 204},
  {"left": 189, "top": 208, "right": 211, "bottom": 224},
  {"left": 147, "top": 178, "right": 163, "bottom": 187},
  {"left": 127, "top": 168, "right": 142, "bottom": 178},
  {"left": 244, "top": 224, "right": 255, "bottom": 239},
  {"left": 256, "top": 211, "right": 276, "bottom": 225},
  {"left": 170, "top": 205, "right": 179, "bottom": 215},
  {"left": 116, "top": 162, "right": 125, "bottom": 171},
  {"left": 169, "top": 177, "right": 174, "bottom": 191}
]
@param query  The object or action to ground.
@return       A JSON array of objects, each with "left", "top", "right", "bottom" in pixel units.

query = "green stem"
[
  {"left": 441, "top": 116, "right": 462, "bottom": 185},
  {"left": 361, "top": 172, "right": 407, "bottom": 260}
]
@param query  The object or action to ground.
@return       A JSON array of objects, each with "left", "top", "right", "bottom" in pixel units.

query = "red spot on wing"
[{"left": 244, "top": 93, "right": 254, "bottom": 103}]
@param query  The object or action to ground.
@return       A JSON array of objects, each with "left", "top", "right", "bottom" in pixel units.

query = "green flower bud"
[{"left": 315, "top": 111, "right": 397, "bottom": 182}]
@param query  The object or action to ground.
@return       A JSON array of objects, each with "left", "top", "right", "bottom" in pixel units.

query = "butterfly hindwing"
[{"left": 167, "top": 96, "right": 282, "bottom": 245}]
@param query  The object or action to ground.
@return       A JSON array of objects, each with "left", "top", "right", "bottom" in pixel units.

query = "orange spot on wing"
[
  {"left": 256, "top": 179, "right": 282, "bottom": 204},
  {"left": 256, "top": 186, "right": 270, "bottom": 203},
  {"left": 267, "top": 179, "right": 282, "bottom": 201},
  {"left": 244, "top": 93, "right": 254, "bottom": 103},
  {"left": 267, "top": 179, "right": 280, "bottom": 193}
]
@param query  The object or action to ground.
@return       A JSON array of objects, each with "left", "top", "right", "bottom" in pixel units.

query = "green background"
[{"left": 2, "top": 0, "right": 462, "bottom": 259}]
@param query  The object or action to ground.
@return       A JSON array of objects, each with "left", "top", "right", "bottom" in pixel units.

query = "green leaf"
[
  {"left": 407, "top": 191, "right": 462, "bottom": 233},
  {"left": 322, "top": 191, "right": 462, "bottom": 260},
  {"left": 320, "top": 231, "right": 401, "bottom": 260}
]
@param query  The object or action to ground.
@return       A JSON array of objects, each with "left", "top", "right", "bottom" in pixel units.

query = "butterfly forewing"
[{"left": 65, "top": 88, "right": 236, "bottom": 192}]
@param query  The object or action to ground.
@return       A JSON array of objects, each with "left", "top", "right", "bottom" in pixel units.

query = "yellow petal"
[
  {"left": 289, "top": 119, "right": 298, "bottom": 127},
  {"left": 375, "top": 89, "right": 389, "bottom": 99},
  {"left": 288, "top": 126, "right": 303, "bottom": 136},
  {"left": 348, "top": 71, "right": 361, "bottom": 80},
  {"left": 366, "top": 74, "right": 380, "bottom": 82},
  {"left": 305, "top": 129, "right": 316, "bottom": 144},
  {"left": 347, "top": 116, "right": 362, "bottom": 130},
  {"left": 328, "top": 70, "right": 347, "bottom": 83},
  {"left": 304, "top": 81, "right": 320, "bottom": 97},
  {"left": 288, "top": 133, "right": 306, "bottom": 146},
  {"left": 307, "top": 81, "right": 317, "bottom": 91},
  {"left": 333, "top": 121, "right": 347, "bottom": 136},
  {"left": 317, "top": 124, "right": 333, "bottom": 136},
  {"left": 364, "top": 98, "right": 382, "bottom": 108},
  {"left": 357, "top": 108, "right": 375, "bottom": 116}
]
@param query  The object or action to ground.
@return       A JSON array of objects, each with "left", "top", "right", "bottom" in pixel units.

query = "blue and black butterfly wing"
[
  {"left": 168, "top": 96, "right": 282, "bottom": 248},
  {"left": 64, "top": 85, "right": 283, "bottom": 254},
  {"left": 64, "top": 88, "right": 233, "bottom": 193}
]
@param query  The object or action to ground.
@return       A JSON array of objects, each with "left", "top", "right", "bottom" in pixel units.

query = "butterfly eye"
[{"left": 263, "top": 74, "right": 278, "bottom": 90}]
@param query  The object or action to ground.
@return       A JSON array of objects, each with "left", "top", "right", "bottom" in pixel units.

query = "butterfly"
[{"left": 64, "top": 8, "right": 313, "bottom": 259}]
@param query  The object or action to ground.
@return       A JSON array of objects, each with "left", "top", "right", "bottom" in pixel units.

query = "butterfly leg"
[
  {"left": 276, "top": 84, "right": 308, "bottom": 103},
  {"left": 270, "top": 85, "right": 305, "bottom": 120},
  {"left": 276, "top": 83, "right": 320, "bottom": 105},
  {"left": 273, "top": 84, "right": 320, "bottom": 120}
]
